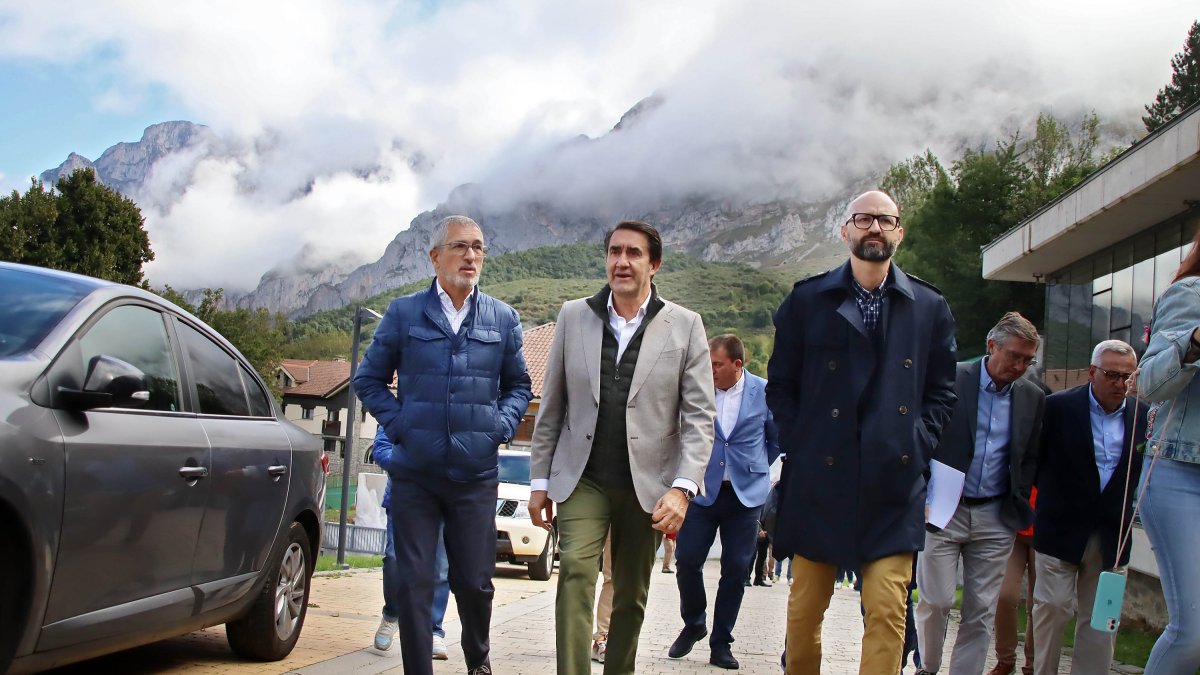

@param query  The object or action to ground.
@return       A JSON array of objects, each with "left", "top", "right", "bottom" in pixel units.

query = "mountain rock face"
[
  {"left": 43, "top": 115, "right": 846, "bottom": 317},
  {"left": 41, "top": 121, "right": 214, "bottom": 197}
]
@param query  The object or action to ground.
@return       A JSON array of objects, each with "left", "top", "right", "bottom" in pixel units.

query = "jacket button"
[
  {"left": 900, "top": 454, "right": 910, "bottom": 464},
  {"left": 898, "top": 405, "right": 909, "bottom": 415},
  {"left": 828, "top": 360, "right": 837, "bottom": 370},
  {"left": 825, "top": 456, "right": 834, "bottom": 466},
  {"left": 724, "top": 442, "right": 730, "bottom": 447},
  {"left": 903, "top": 359, "right": 913, "bottom": 368},
  {"left": 586, "top": 434, "right": 593, "bottom": 440},
  {"left": 831, "top": 408, "right": 839, "bottom": 418}
]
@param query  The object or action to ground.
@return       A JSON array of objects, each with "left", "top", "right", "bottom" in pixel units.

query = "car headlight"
[{"left": 514, "top": 500, "right": 530, "bottom": 519}]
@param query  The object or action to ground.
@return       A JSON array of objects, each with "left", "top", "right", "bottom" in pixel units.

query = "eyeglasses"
[
  {"left": 1000, "top": 349, "right": 1037, "bottom": 366},
  {"left": 1094, "top": 366, "right": 1134, "bottom": 383},
  {"left": 847, "top": 213, "right": 901, "bottom": 231},
  {"left": 437, "top": 241, "right": 488, "bottom": 257}
]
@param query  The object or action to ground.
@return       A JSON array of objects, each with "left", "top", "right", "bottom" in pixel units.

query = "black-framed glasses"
[
  {"left": 1095, "top": 366, "right": 1134, "bottom": 383},
  {"left": 438, "top": 241, "right": 488, "bottom": 257},
  {"left": 847, "top": 213, "right": 901, "bottom": 231}
]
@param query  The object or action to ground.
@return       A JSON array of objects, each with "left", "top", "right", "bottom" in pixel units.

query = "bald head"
[{"left": 846, "top": 190, "right": 899, "bottom": 220}]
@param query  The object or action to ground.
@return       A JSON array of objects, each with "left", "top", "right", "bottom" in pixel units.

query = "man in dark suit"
[
  {"left": 916, "top": 312, "right": 1046, "bottom": 675},
  {"left": 669, "top": 334, "right": 780, "bottom": 669},
  {"left": 768, "top": 190, "right": 959, "bottom": 675},
  {"left": 1031, "top": 340, "right": 1147, "bottom": 675}
]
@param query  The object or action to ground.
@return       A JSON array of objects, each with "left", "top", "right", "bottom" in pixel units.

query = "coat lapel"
[
  {"left": 963, "top": 361, "right": 982, "bottom": 458},
  {"left": 730, "top": 371, "right": 759, "bottom": 436},
  {"left": 627, "top": 304, "right": 674, "bottom": 401},
  {"left": 579, "top": 304, "right": 603, "bottom": 404}
]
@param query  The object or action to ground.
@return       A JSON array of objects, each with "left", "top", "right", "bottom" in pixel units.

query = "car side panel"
[{"left": 43, "top": 409, "right": 210, "bottom": 633}]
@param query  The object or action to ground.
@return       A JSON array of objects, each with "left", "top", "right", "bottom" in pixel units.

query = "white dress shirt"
[
  {"left": 717, "top": 372, "right": 745, "bottom": 481},
  {"left": 607, "top": 290, "right": 651, "bottom": 363},
  {"left": 436, "top": 280, "right": 475, "bottom": 333}
]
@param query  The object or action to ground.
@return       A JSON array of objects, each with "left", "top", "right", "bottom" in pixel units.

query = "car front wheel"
[
  {"left": 226, "top": 521, "right": 313, "bottom": 660},
  {"left": 527, "top": 525, "right": 557, "bottom": 581}
]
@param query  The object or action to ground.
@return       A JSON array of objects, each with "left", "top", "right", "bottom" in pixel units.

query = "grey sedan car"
[{"left": 0, "top": 263, "right": 326, "bottom": 674}]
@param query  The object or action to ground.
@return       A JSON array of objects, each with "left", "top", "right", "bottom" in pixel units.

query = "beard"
[
  {"left": 852, "top": 237, "right": 896, "bottom": 262},
  {"left": 445, "top": 268, "right": 480, "bottom": 291}
]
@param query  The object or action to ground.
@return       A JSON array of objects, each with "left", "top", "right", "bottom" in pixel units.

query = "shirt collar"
[
  {"left": 979, "top": 358, "right": 1013, "bottom": 396},
  {"left": 435, "top": 280, "right": 476, "bottom": 310},
  {"left": 1088, "top": 384, "right": 1127, "bottom": 417},
  {"left": 606, "top": 289, "right": 651, "bottom": 322}
]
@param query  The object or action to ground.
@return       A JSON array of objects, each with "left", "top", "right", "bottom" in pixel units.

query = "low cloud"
[{"left": 1, "top": 1, "right": 1194, "bottom": 290}]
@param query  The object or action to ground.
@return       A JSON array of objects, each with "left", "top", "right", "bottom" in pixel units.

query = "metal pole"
[
  {"left": 335, "top": 306, "right": 383, "bottom": 568},
  {"left": 335, "top": 307, "right": 363, "bottom": 568}
]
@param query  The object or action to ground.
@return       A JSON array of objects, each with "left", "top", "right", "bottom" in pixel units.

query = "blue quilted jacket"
[{"left": 354, "top": 280, "right": 533, "bottom": 482}]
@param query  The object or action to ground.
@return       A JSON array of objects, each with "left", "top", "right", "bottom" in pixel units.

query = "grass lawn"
[
  {"left": 910, "top": 589, "right": 1166, "bottom": 670},
  {"left": 314, "top": 553, "right": 383, "bottom": 572}
]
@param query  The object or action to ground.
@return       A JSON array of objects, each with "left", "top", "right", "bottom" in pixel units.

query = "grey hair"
[
  {"left": 1091, "top": 339, "right": 1136, "bottom": 366},
  {"left": 986, "top": 312, "right": 1040, "bottom": 346},
  {"left": 428, "top": 215, "right": 482, "bottom": 252}
]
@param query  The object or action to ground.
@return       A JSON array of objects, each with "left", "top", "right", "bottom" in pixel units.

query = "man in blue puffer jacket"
[{"left": 354, "top": 215, "right": 533, "bottom": 675}]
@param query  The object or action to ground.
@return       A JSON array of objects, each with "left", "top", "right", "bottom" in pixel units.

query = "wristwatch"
[{"left": 672, "top": 486, "right": 696, "bottom": 502}]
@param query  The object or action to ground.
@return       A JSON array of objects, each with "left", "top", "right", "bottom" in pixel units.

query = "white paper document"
[{"left": 926, "top": 459, "right": 966, "bottom": 529}]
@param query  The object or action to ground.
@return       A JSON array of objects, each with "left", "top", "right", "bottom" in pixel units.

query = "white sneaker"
[
  {"left": 591, "top": 636, "right": 607, "bottom": 663},
  {"left": 432, "top": 634, "right": 448, "bottom": 660},
  {"left": 374, "top": 617, "right": 398, "bottom": 651}
]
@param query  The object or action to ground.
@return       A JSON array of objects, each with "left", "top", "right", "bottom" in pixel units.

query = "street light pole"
[{"left": 336, "top": 305, "right": 383, "bottom": 569}]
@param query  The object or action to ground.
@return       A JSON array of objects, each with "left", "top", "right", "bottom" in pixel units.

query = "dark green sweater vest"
[{"left": 582, "top": 287, "right": 665, "bottom": 488}]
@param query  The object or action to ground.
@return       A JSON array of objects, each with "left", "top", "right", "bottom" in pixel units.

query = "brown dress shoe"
[{"left": 986, "top": 663, "right": 1015, "bottom": 675}]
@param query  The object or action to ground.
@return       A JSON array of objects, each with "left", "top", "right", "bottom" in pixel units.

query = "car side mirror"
[{"left": 57, "top": 355, "right": 151, "bottom": 410}]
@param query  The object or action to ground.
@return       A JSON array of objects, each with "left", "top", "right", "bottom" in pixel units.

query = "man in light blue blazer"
[{"left": 669, "top": 334, "right": 781, "bottom": 670}]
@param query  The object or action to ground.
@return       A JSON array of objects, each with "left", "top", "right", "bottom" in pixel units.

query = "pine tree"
[{"left": 1143, "top": 21, "right": 1200, "bottom": 132}]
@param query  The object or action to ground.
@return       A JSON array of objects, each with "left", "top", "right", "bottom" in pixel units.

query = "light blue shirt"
[
  {"left": 965, "top": 359, "right": 1012, "bottom": 498},
  {"left": 1088, "top": 385, "right": 1126, "bottom": 491}
]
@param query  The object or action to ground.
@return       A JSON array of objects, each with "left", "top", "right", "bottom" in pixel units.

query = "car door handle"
[
  {"left": 179, "top": 466, "right": 209, "bottom": 480},
  {"left": 267, "top": 465, "right": 288, "bottom": 477}
]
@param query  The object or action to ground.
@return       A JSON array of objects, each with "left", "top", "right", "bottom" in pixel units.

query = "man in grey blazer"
[
  {"left": 916, "top": 312, "right": 1046, "bottom": 675},
  {"left": 528, "top": 220, "right": 716, "bottom": 674}
]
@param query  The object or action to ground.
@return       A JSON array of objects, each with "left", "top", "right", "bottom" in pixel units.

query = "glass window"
[
  {"left": 1066, "top": 264, "right": 1093, "bottom": 370},
  {"left": 497, "top": 453, "right": 531, "bottom": 486},
  {"left": 0, "top": 268, "right": 90, "bottom": 358},
  {"left": 1110, "top": 264, "right": 1133, "bottom": 332},
  {"left": 1092, "top": 251, "right": 1112, "bottom": 293},
  {"left": 178, "top": 322, "right": 249, "bottom": 416},
  {"left": 1043, "top": 282, "right": 1070, "bottom": 373},
  {"left": 240, "top": 366, "right": 273, "bottom": 417},
  {"left": 78, "top": 305, "right": 180, "bottom": 412},
  {"left": 302, "top": 408, "right": 315, "bottom": 420},
  {"left": 1091, "top": 290, "right": 1111, "bottom": 349}
]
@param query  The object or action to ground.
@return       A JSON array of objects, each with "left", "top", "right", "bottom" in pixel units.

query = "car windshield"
[
  {"left": 497, "top": 453, "right": 531, "bottom": 485},
  {"left": 0, "top": 268, "right": 91, "bottom": 358}
]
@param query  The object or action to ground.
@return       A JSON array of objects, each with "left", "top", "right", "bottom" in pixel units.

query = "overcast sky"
[{"left": 0, "top": 2, "right": 1195, "bottom": 290}]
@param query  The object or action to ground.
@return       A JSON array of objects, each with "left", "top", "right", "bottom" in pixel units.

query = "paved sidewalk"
[
  {"left": 49, "top": 560, "right": 1131, "bottom": 674},
  {"left": 298, "top": 562, "right": 1118, "bottom": 675}
]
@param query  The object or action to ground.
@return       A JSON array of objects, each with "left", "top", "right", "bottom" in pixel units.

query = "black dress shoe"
[
  {"left": 710, "top": 648, "right": 740, "bottom": 670},
  {"left": 668, "top": 625, "right": 708, "bottom": 659},
  {"left": 753, "top": 579, "right": 773, "bottom": 587}
]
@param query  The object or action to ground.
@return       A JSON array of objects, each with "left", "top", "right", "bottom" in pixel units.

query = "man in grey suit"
[
  {"left": 528, "top": 220, "right": 716, "bottom": 674},
  {"left": 916, "top": 312, "right": 1046, "bottom": 675},
  {"left": 669, "top": 334, "right": 780, "bottom": 670}
]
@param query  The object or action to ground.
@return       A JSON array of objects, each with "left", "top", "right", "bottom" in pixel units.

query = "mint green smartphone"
[{"left": 1090, "top": 571, "right": 1126, "bottom": 633}]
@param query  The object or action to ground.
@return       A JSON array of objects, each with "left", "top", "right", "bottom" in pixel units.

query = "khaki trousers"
[
  {"left": 1031, "top": 534, "right": 1115, "bottom": 675},
  {"left": 993, "top": 533, "right": 1036, "bottom": 674},
  {"left": 594, "top": 532, "right": 614, "bottom": 639},
  {"left": 785, "top": 551, "right": 913, "bottom": 675},
  {"left": 556, "top": 478, "right": 660, "bottom": 675}
]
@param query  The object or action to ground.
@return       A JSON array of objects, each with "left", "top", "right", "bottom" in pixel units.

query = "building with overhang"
[{"left": 982, "top": 102, "right": 1199, "bottom": 627}]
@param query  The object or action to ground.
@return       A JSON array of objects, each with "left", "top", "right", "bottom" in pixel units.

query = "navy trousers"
[
  {"left": 674, "top": 482, "right": 762, "bottom": 648},
  {"left": 389, "top": 472, "right": 498, "bottom": 675}
]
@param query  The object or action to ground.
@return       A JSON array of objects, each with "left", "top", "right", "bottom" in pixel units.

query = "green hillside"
[{"left": 286, "top": 243, "right": 803, "bottom": 372}]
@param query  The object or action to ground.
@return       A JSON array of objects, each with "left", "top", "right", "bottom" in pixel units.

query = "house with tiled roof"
[
  {"left": 278, "top": 358, "right": 383, "bottom": 468},
  {"left": 510, "top": 322, "right": 556, "bottom": 445}
]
